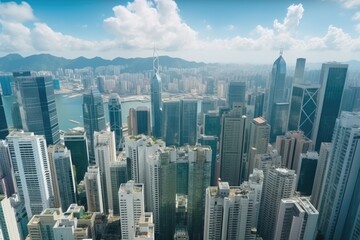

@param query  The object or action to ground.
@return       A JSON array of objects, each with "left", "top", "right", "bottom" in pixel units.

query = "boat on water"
[{"left": 69, "top": 120, "right": 80, "bottom": 125}]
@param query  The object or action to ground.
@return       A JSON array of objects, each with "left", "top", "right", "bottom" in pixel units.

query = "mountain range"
[{"left": 0, "top": 54, "right": 206, "bottom": 73}]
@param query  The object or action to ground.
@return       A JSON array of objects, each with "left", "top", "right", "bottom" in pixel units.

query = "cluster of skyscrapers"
[{"left": 0, "top": 52, "right": 358, "bottom": 240}]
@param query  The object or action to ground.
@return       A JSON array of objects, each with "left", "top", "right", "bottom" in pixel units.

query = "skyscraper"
[
  {"left": 258, "top": 167, "right": 296, "bottom": 240},
  {"left": 254, "top": 91, "right": 265, "bottom": 118},
  {"left": 7, "top": 131, "right": 54, "bottom": 218},
  {"left": 82, "top": 87, "right": 106, "bottom": 163},
  {"left": 312, "top": 62, "right": 348, "bottom": 151},
  {"left": 288, "top": 84, "right": 319, "bottom": 139},
  {"left": 227, "top": 81, "right": 246, "bottom": 108},
  {"left": 128, "top": 107, "right": 151, "bottom": 136},
  {"left": 0, "top": 75, "right": 13, "bottom": 96},
  {"left": 203, "top": 110, "right": 221, "bottom": 138},
  {"left": 84, "top": 166, "right": 103, "bottom": 213},
  {"left": 198, "top": 135, "right": 218, "bottom": 186},
  {"left": 294, "top": 58, "right": 306, "bottom": 84},
  {"left": 48, "top": 144, "right": 77, "bottom": 212},
  {"left": 219, "top": 104, "right": 247, "bottom": 185},
  {"left": 296, "top": 151, "right": 318, "bottom": 196},
  {"left": 0, "top": 93, "right": 8, "bottom": 140},
  {"left": 267, "top": 53, "right": 286, "bottom": 125},
  {"left": 270, "top": 102, "right": 289, "bottom": 142},
  {"left": 187, "top": 146, "right": 212, "bottom": 240},
  {"left": 108, "top": 93, "right": 123, "bottom": 151},
  {"left": 64, "top": 129, "right": 89, "bottom": 184},
  {"left": 151, "top": 54, "right": 162, "bottom": 138},
  {"left": 180, "top": 99, "right": 198, "bottom": 146},
  {"left": 318, "top": 112, "right": 360, "bottom": 239},
  {"left": 11, "top": 102, "right": 22, "bottom": 129},
  {"left": 13, "top": 71, "right": 60, "bottom": 145},
  {"left": 0, "top": 140, "right": 15, "bottom": 197},
  {"left": 248, "top": 117, "right": 270, "bottom": 175},
  {"left": 275, "top": 196, "right": 318, "bottom": 240},
  {"left": 162, "top": 99, "right": 180, "bottom": 146}
]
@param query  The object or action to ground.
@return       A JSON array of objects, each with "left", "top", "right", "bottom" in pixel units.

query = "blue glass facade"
[{"left": 151, "top": 73, "right": 162, "bottom": 138}]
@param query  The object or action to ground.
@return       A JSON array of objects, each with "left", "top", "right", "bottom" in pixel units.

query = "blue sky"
[{"left": 0, "top": 0, "right": 360, "bottom": 64}]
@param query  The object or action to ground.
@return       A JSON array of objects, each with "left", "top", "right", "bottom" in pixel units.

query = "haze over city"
[{"left": 1, "top": 0, "right": 360, "bottom": 63}]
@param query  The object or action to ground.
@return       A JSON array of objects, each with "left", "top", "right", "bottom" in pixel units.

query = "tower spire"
[
  {"left": 153, "top": 44, "right": 159, "bottom": 75},
  {"left": 280, "top": 48, "right": 283, "bottom": 56}
]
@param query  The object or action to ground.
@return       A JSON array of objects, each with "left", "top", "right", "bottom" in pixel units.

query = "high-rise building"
[
  {"left": 0, "top": 93, "right": 8, "bottom": 140},
  {"left": 64, "top": 128, "right": 89, "bottom": 184},
  {"left": 82, "top": 87, "right": 106, "bottom": 163},
  {"left": 94, "top": 130, "right": 116, "bottom": 214},
  {"left": 270, "top": 102, "right": 289, "bottom": 142},
  {"left": 318, "top": 112, "right": 360, "bottom": 239},
  {"left": 254, "top": 91, "right": 265, "bottom": 118},
  {"left": 267, "top": 54, "right": 286, "bottom": 128},
  {"left": 176, "top": 150, "right": 189, "bottom": 195},
  {"left": 11, "top": 102, "right": 22, "bottom": 129},
  {"left": 0, "top": 140, "right": 15, "bottom": 197},
  {"left": 203, "top": 110, "right": 221, "bottom": 138},
  {"left": 146, "top": 147, "right": 177, "bottom": 239},
  {"left": 258, "top": 167, "right": 296, "bottom": 240},
  {"left": 13, "top": 71, "right": 60, "bottom": 145},
  {"left": 198, "top": 135, "right": 218, "bottom": 186},
  {"left": 288, "top": 84, "right": 319, "bottom": 139},
  {"left": 84, "top": 166, "right": 103, "bottom": 213},
  {"left": 119, "top": 181, "right": 146, "bottom": 240},
  {"left": 108, "top": 153, "right": 128, "bottom": 215},
  {"left": 294, "top": 58, "right": 306, "bottom": 84},
  {"left": 275, "top": 131, "right": 312, "bottom": 171},
  {"left": 310, "top": 142, "right": 331, "bottom": 209},
  {"left": 27, "top": 208, "right": 63, "bottom": 240},
  {"left": 312, "top": 63, "right": 348, "bottom": 151},
  {"left": 204, "top": 172, "right": 263, "bottom": 240},
  {"left": 248, "top": 117, "right": 270, "bottom": 175},
  {"left": 7, "top": 131, "right": 54, "bottom": 218},
  {"left": 48, "top": 144, "right": 77, "bottom": 212},
  {"left": 219, "top": 104, "right": 247, "bottom": 185},
  {"left": 150, "top": 56, "right": 162, "bottom": 138},
  {"left": 128, "top": 107, "right": 151, "bottom": 136},
  {"left": 162, "top": 100, "right": 180, "bottom": 146},
  {"left": 108, "top": 93, "right": 123, "bottom": 151},
  {"left": 0, "top": 194, "right": 28, "bottom": 240},
  {"left": 274, "top": 196, "right": 318, "bottom": 240},
  {"left": 180, "top": 99, "right": 198, "bottom": 146},
  {"left": 340, "top": 86, "right": 360, "bottom": 112},
  {"left": 253, "top": 149, "right": 282, "bottom": 174},
  {"left": 227, "top": 81, "right": 246, "bottom": 108},
  {"left": 296, "top": 151, "right": 318, "bottom": 196},
  {"left": 0, "top": 75, "right": 12, "bottom": 96},
  {"left": 187, "top": 146, "right": 212, "bottom": 240}
]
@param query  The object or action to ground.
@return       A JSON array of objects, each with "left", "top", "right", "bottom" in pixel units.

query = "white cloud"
[
  {"left": 103, "top": 0, "right": 199, "bottom": 50},
  {"left": 0, "top": 1, "right": 34, "bottom": 23},
  {"left": 273, "top": 4, "right": 304, "bottom": 33},
  {"left": 340, "top": 0, "right": 360, "bottom": 8}
]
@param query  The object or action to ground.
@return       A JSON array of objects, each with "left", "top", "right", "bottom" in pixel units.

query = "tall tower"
[
  {"left": 119, "top": 181, "right": 145, "bottom": 240},
  {"left": 219, "top": 104, "right": 247, "bottom": 185},
  {"left": 162, "top": 100, "right": 181, "bottom": 146},
  {"left": 0, "top": 140, "right": 15, "bottom": 197},
  {"left": 64, "top": 129, "right": 89, "bottom": 184},
  {"left": 6, "top": 131, "right": 54, "bottom": 218},
  {"left": 82, "top": 87, "right": 106, "bottom": 163},
  {"left": 288, "top": 84, "right": 319, "bottom": 138},
  {"left": 227, "top": 81, "right": 246, "bottom": 109},
  {"left": 84, "top": 166, "right": 103, "bottom": 213},
  {"left": 128, "top": 107, "right": 151, "bottom": 136},
  {"left": 312, "top": 62, "right": 348, "bottom": 151},
  {"left": 13, "top": 71, "right": 60, "bottom": 145},
  {"left": 0, "top": 93, "right": 9, "bottom": 140},
  {"left": 180, "top": 99, "right": 198, "bottom": 146},
  {"left": 267, "top": 53, "right": 286, "bottom": 124},
  {"left": 258, "top": 167, "right": 296, "bottom": 240},
  {"left": 151, "top": 49, "right": 162, "bottom": 138},
  {"left": 108, "top": 93, "right": 123, "bottom": 151},
  {"left": 187, "top": 146, "right": 212, "bottom": 240},
  {"left": 318, "top": 112, "right": 360, "bottom": 239},
  {"left": 48, "top": 144, "right": 77, "bottom": 212},
  {"left": 294, "top": 58, "right": 306, "bottom": 84}
]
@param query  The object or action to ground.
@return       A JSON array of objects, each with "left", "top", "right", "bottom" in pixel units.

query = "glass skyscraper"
[
  {"left": 0, "top": 93, "right": 9, "bottom": 140},
  {"left": 162, "top": 100, "right": 180, "bottom": 146},
  {"left": 312, "top": 63, "right": 348, "bottom": 151},
  {"left": 294, "top": 58, "right": 306, "bottom": 84},
  {"left": 180, "top": 99, "right": 197, "bottom": 146},
  {"left": 151, "top": 72, "right": 162, "bottom": 138},
  {"left": 13, "top": 71, "right": 60, "bottom": 145},
  {"left": 288, "top": 84, "right": 319, "bottom": 139},
  {"left": 108, "top": 93, "right": 123, "bottom": 151},
  {"left": 227, "top": 81, "right": 246, "bottom": 108},
  {"left": 82, "top": 87, "right": 106, "bottom": 163},
  {"left": 0, "top": 75, "right": 13, "bottom": 96},
  {"left": 267, "top": 54, "right": 286, "bottom": 136}
]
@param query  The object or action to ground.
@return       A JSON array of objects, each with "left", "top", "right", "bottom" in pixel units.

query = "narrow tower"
[{"left": 151, "top": 48, "right": 162, "bottom": 138}]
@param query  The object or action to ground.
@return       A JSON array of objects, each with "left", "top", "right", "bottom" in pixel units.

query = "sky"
[{"left": 0, "top": 0, "right": 360, "bottom": 64}]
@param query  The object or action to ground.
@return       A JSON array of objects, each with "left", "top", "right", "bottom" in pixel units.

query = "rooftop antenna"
[
  {"left": 153, "top": 43, "right": 159, "bottom": 75},
  {"left": 280, "top": 47, "right": 284, "bottom": 56}
]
